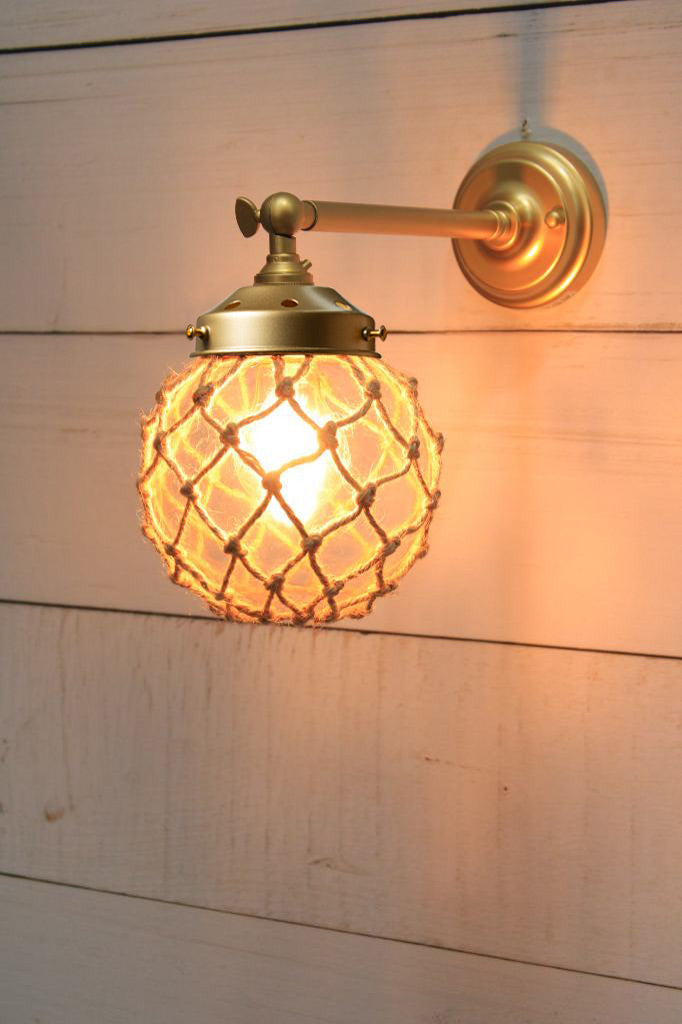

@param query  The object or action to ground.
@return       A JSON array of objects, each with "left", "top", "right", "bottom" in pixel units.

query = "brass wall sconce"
[{"left": 139, "top": 140, "right": 606, "bottom": 625}]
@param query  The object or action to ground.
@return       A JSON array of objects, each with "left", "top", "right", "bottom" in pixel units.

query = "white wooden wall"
[{"left": 1, "top": 1, "right": 681, "bottom": 1021}]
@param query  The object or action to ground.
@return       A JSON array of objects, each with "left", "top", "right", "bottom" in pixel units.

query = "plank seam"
[
  {"left": 2, "top": 327, "right": 682, "bottom": 338},
  {"left": 0, "top": 0, "right": 640, "bottom": 57},
  {"left": 1, "top": 869, "right": 680, "bottom": 994},
  {"left": 1, "top": 597, "right": 679, "bottom": 663}
]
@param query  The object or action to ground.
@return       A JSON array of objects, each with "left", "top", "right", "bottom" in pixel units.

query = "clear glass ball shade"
[{"left": 138, "top": 354, "right": 443, "bottom": 623}]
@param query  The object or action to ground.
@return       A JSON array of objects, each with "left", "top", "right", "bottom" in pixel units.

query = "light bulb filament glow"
[{"left": 239, "top": 403, "right": 328, "bottom": 526}]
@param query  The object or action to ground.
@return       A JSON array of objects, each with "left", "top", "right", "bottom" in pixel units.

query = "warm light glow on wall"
[{"left": 139, "top": 354, "right": 443, "bottom": 623}]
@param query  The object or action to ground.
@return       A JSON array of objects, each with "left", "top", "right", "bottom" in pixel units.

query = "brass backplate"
[{"left": 452, "top": 141, "right": 606, "bottom": 308}]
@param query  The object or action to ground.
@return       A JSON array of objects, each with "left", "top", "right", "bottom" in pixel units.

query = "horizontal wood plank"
[
  {"left": 4, "top": 875, "right": 681, "bottom": 1024},
  {"left": 0, "top": 1, "right": 681, "bottom": 333},
  {"left": 0, "top": 1, "right": 578, "bottom": 50},
  {"left": 1, "top": 332, "right": 680, "bottom": 656},
  {"left": 2, "top": 603, "right": 682, "bottom": 986}
]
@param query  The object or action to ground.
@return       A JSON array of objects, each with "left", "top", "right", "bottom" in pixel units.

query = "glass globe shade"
[{"left": 138, "top": 353, "right": 443, "bottom": 623}]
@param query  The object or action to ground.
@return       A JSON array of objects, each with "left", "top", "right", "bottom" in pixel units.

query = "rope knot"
[
  {"left": 365, "top": 378, "right": 381, "bottom": 400},
  {"left": 407, "top": 437, "right": 420, "bottom": 460},
  {"left": 324, "top": 581, "right": 344, "bottom": 599},
  {"left": 261, "top": 472, "right": 282, "bottom": 493},
  {"left": 153, "top": 431, "right": 166, "bottom": 453},
  {"left": 163, "top": 542, "right": 176, "bottom": 557},
  {"left": 382, "top": 537, "right": 401, "bottom": 557},
  {"left": 356, "top": 483, "right": 377, "bottom": 509},
  {"left": 223, "top": 538, "right": 242, "bottom": 556},
  {"left": 407, "top": 376, "right": 418, "bottom": 393},
  {"left": 275, "top": 377, "right": 295, "bottom": 399},
  {"left": 436, "top": 432, "right": 445, "bottom": 454},
  {"left": 266, "top": 574, "right": 285, "bottom": 593},
  {"left": 179, "top": 481, "right": 195, "bottom": 499},
  {"left": 302, "top": 534, "right": 322, "bottom": 554},
  {"left": 192, "top": 383, "right": 214, "bottom": 407},
  {"left": 220, "top": 422, "right": 239, "bottom": 447},
  {"left": 427, "top": 489, "right": 441, "bottom": 511},
  {"left": 155, "top": 388, "right": 165, "bottom": 405},
  {"left": 319, "top": 421, "right": 338, "bottom": 450}
]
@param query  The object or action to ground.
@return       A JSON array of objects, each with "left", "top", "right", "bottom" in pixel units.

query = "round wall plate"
[{"left": 452, "top": 141, "right": 606, "bottom": 308}]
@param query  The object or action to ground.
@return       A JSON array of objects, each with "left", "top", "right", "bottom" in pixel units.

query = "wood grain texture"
[
  {"left": 2, "top": 603, "right": 682, "bottom": 986},
  {"left": 0, "top": 1, "right": 579, "bottom": 50},
  {"left": 1, "top": 331, "right": 680, "bottom": 656},
  {"left": 1, "top": 1, "right": 681, "bottom": 334},
  {"left": 4, "top": 875, "right": 681, "bottom": 1024}
]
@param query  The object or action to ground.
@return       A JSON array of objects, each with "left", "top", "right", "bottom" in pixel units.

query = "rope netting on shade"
[{"left": 138, "top": 353, "right": 443, "bottom": 623}]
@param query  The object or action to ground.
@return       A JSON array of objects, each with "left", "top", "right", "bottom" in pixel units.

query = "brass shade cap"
[{"left": 190, "top": 283, "right": 379, "bottom": 358}]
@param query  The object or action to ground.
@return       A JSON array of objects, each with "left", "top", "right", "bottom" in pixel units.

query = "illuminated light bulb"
[
  {"left": 238, "top": 400, "right": 329, "bottom": 526},
  {"left": 139, "top": 353, "right": 443, "bottom": 624}
]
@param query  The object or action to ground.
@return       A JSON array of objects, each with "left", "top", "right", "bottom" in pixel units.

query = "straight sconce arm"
[
  {"left": 300, "top": 199, "right": 510, "bottom": 242},
  {"left": 235, "top": 192, "right": 515, "bottom": 245}
]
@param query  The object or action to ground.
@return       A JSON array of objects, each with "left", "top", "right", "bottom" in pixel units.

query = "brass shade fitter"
[{"left": 138, "top": 140, "right": 606, "bottom": 625}]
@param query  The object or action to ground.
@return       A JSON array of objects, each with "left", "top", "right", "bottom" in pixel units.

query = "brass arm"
[
  {"left": 301, "top": 200, "right": 512, "bottom": 242},
  {"left": 235, "top": 192, "right": 515, "bottom": 245}
]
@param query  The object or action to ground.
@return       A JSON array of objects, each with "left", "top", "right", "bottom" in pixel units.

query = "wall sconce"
[{"left": 138, "top": 140, "right": 605, "bottom": 625}]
